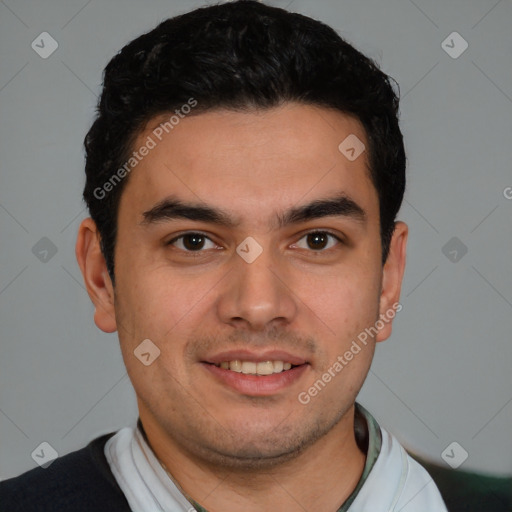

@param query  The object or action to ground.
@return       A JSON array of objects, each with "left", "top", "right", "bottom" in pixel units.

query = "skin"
[{"left": 76, "top": 103, "right": 408, "bottom": 512}]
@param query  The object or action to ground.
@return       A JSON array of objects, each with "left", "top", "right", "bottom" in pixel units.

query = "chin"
[
  {"left": 202, "top": 438, "right": 309, "bottom": 471},
  {"left": 192, "top": 419, "right": 328, "bottom": 470}
]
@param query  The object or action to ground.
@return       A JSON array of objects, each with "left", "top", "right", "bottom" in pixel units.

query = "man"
[{"left": 0, "top": 1, "right": 449, "bottom": 510}]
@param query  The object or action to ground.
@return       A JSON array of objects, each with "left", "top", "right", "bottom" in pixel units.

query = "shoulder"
[
  {"left": 384, "top": 431, "right": 449, "bottom": 511},
  {"left": 351, "top": 425, "right": 448, "bottom": 511},
  {"left": 0, "top": 433, "right": 131, "bottom": 512},
  {"left": 410, "top": 453, "right": 512, "bottom": 512}
]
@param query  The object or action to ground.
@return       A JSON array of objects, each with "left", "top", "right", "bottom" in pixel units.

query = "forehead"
[{"left": 118, "top": 103, "right": 378, "bottom": 229}]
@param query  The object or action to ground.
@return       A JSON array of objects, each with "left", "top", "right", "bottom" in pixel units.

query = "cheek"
[
  {"left": 300, "top": 265, "right": 381, "bottom": 380},
  {"left": 113, "top": 271, "right": 198, "bottom": 397},
  {"left": 307, "top": 267, "right": 380, "bottom": 325},
  {"left": 113, "top": 267, "right": 221, "bottom": 387},
  {"left": 116, "top": 263, "right": 198, "bottom": 336}
]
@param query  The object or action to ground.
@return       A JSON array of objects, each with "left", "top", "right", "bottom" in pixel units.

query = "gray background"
[{"left": 1, "top": 0, "right": 511, "bottom": 479}]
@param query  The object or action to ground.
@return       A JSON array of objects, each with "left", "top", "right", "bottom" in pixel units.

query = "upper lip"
[{"left": 203, "top": 349, "right": 308, "bottom": 366}]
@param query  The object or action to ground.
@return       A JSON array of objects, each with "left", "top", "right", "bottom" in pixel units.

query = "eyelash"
[{"left": 166, "top": 230, "right": 344, "bottom": 255}]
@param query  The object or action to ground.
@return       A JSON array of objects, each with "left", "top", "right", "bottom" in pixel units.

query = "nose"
[{"left": 215, "top": 241, "right": 298, "bottom": 332}]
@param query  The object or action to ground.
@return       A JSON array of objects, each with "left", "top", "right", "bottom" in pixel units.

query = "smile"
[{"left": 214, "top": 360, "right": 294, "bottom": 375}]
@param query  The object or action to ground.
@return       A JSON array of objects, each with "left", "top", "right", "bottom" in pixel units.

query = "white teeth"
[
  {"left": 230, "top": 360, "right": 242, "bottom": 372},
  {"left": 215, "top": 360, "right": 297, "bottom": 375},
  {"left": 241, "top": 361, "right": 257, "bottom": 374},
  {"left": 273, "top": 360, "right": 284, "bottom": 373},
  {"left": 256, "top": 361, "right": 274, "bottom": 375}
]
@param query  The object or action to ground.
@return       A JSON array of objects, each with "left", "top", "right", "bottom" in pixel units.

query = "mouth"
[
  {"left": 212, "top": 360, "right": 297, "bottom": 376},
  {"left": 201, "top": 351, "right": 310, "bottom": 395}
]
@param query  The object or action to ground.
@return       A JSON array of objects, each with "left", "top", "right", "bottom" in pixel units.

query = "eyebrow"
[{"left": 140, "top": 193, "right": 366, "bottom": 229}]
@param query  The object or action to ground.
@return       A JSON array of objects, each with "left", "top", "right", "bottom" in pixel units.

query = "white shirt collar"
[{"left": 104, "top": 405, "right": 447, "bottom": 511}]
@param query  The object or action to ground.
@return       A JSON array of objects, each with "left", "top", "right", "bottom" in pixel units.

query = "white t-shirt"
[{"left": 104, "top": 403, "right": 448, "bottom": 511}]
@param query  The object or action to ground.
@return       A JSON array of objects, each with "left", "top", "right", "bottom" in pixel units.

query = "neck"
[{"left": 139, "top": 405, "right": 366, "bottom": 512}]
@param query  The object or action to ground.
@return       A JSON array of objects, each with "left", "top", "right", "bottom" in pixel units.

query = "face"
[{"left": 77, "top": 103, "right": 407, "bottom": 469}]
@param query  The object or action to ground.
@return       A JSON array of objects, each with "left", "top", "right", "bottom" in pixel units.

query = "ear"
[
  {"left": 376, "top": 221, "right": 408, "bottom": 343},
  {"left": 75, "top": 217, "right": 117, "bottom": 333}
]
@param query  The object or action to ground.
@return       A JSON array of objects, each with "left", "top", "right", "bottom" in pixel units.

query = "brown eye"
[
  {"left": 182, "top": 234, "right": 206, "bottom": 250},
  {"left": 307, "top": 232, "right": 328, "bottom": 250},
  {"left": 168, "top": 233, "right": 217, "bottom": 252},
  {"left": 294, "top": 231, "right": 342, "bottom": 251}
]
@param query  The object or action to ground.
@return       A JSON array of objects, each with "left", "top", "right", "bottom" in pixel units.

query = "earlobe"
[
  {"left": 75, "top": 218, "right": 117, "bottom": 333},
  {"left": 376, "top": 221, "right": 408, "bottom": 343}
]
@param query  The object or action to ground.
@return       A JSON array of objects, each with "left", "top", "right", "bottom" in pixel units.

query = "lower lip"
[{"left": 202, "top": 363, "right": 309, "bottom": 396}]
